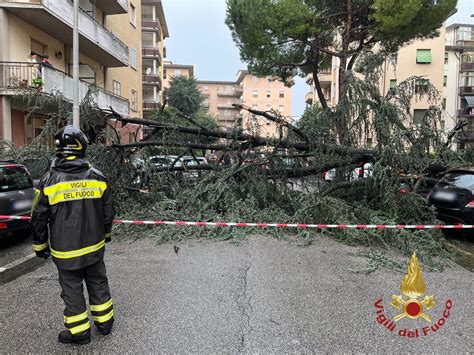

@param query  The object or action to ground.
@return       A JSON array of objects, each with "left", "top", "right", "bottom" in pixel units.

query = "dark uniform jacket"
[{"left": 31, "top": 157, "right": 114, "bottom": 270}]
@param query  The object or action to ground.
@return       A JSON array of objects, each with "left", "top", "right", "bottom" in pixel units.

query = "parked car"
[
  {"left": 0, "top": 162, "right": 35, "bottom": 238},
  {"left": 428, "top": 166, "right": 474, "bottom": 234},
  {"left": 180, "top": 156, "right": 209, "bottom": 180}
]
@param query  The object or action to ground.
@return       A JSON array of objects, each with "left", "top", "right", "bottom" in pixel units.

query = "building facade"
[
  {"left": 445, "top": 21, "right": 474, "bottom": 148},
  {"left": 0, "top": 0, "right": 149, "bottom": 146},
  {"left": 162, "top": 61, "right": 194, "bottom": 89},
  {"left": 197, "top": 70, "right": 292, "bottom": 138},
  {"left": 305, "top": 31, "right": 446, "bottom": 148},
  {"left": 141, "top": 0, "right": 168, "bottom": 116}
]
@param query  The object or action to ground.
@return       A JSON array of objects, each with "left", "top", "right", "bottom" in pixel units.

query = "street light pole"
[{"left": 72, "top": 0, "right": 80, "bottom": 128}]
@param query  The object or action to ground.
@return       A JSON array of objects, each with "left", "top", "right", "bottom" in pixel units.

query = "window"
[
  {"left": 30, "top": 39, "right": 47, "bottom": 59},
  {"left": 163, "top": 69, "right": 167, "bottom": 79},
  {"left": 131, "top": 90, "right": 138, "bottom": 111},
  {"left": 175, "top": 69, "right": 182, "bottom": 76},
  {"left": 266, "top": 90, "right": 271, "bottom": 98},
  {"left": 252, "top": 76, "right": 258, "bottom": 83},
  {"left": 416, "top": 49, "right": 432, "bottom": 64},
  {"left": 441, "top": 120, "right": 446, "bottom": 130},
  {"left": 366, "top": 138, "right": 373, "bottom": 148},
  {"left": 414, "top": 79, "right": 429, "bottom": 94},
  {"left": 444, "top": 52, "right": 449, "bottom": 64},
  {"left": 253, "top": 90, "right": 258, "bottom": 97},
  {"left": 389, "top": 79, "right": 397, "bottom": 90},
  {"left": 224, "top": 110, "right": 231, "bottom": 117},
  {"left": 204, "top": 85, "right": 209, "bottom": 91},
  {"left": 113, "top": 80, "right": 121, "bottom": 96},
  {"left": 252, "top": 104, "right": 258, "bottom": 110},
  {"left": 266, "top": 104, "right": 271, "bottom": 111},
  {"left": 442, "top": 98, "right": 446, "bottom": 110},
  {"left": 128, "top": 132, "right": 136, "bottom": 143},
  {"left": 216, "top": 86, "right": 220, "bottom": 92},
  {"left": 443, "top": 75, "right": 447, "bottom": 87},
  {"left": 390, "top": 53, "right": 398, "bottom": 66},
  {"left": 414, "top": 109, "right": 427, "bottom": 125},
  {"left": 129, "top": 47, "right": 137, "bottom": 70},
  {"left": 130, "top": 3, "right": 136, "bottom": 27},
  {"left": 279, "top": 91, "right": 284, "bottom": 98},
  {"left": 279, "top": 105, "right": 284, "bottom": 112}
]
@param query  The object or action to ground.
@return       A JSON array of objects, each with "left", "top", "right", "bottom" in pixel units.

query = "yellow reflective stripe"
[
  {"left": 69, "top": 321, "right": 90, "bottom": 335},
  {"left": 105, "top": 232, "right": 112, "bottom": 238},
  {"left": 64, "top": 311, "right": 88, "bottom": 324},
  {"left": 33, "top": 242, "right": 49, "bottom": 251},
  {"left": 91, "top": 299, "right": 113, "bottom": 312},
  {"left": 93, "top": 309, "right": 114, "bottom": 323},
  {"left": 43, "top": 180, "right": 107, "bottom": 205},
  {"left": 48, "top": 188, "right": 103, "bottom": 205},
  {"left": 51, "top": 240, "right": 105, "bottom": 259},
  {"left": 66, "top": 155, "right": 77, "bottom": 160},
  {"left": 31, "top": 188, "right": 41, "bottom": 215}
]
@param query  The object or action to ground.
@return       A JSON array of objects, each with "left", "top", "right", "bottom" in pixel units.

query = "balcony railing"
[
  {"left": 461, "top": 63, "right": 474, "bottom": 71},
  {"left": 142, "top": 74, "right": 162, "bottom": 87},
  {"left": 142, "top": 47, "right": 162, "bottom": 63},
  {"left": 217, "top": 89, "right": 242, "bottom": 97},
  {"left": 458, "top": 109, "right": 474, "bottom": 117},
  {"left": 0, "top": 62, "right": 129, "bottom": 116},
  {"left": 460, "top": 86, "right": 474, "bottom": 95},
  {"left": 142, "top": 20, "right": 162, "bottom": 37},
  {"left": 0, "top": 0, "right": 129, "bottom": 67},
  {"left": 143, "top": 102, "right": 161, "bottom": 111}
]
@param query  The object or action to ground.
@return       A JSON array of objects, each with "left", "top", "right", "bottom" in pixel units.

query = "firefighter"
[{"left": 30, "top": 126, "right": 115, "bottom": 345}]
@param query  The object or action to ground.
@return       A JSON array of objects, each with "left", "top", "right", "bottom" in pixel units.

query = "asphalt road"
[{"left": 0, "top": 235, "right": 472, "bottom": 353}]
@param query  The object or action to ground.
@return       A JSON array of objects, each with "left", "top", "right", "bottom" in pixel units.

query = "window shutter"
[
  {"left": 130, "top": 48, "right": 137, "bottom": 69},
  {"left": 416, "top": 49, "right": 432, "bottom": 64}
]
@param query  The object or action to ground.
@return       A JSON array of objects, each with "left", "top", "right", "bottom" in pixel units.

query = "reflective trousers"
[{"left": 57, "top": 259, "right": 114, "bottom": 335}]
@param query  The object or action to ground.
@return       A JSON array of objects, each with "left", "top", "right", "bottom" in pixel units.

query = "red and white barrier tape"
[{"left": 0, "top": 215, "right": 472, "bottom": 229}]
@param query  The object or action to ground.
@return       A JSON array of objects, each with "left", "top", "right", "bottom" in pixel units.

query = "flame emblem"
[{"left": 391, "top": 252, "right": 435, "bottom": 322}]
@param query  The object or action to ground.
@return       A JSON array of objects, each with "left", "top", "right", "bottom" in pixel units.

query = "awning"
[
  {"left": 416, "top": 49, "right": 432, "bottom": 64},
  {"left": 463, "top": 96, "right": 474, "bottom": 108}
]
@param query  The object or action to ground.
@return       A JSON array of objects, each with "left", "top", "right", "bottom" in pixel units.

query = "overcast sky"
[{"left": 162, "top": 0, "right": 472, "bottom": 120}]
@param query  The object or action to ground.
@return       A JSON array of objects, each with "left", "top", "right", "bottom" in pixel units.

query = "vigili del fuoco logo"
[{"left": 374, "top": 252, "right": 453, "bottom": 338}]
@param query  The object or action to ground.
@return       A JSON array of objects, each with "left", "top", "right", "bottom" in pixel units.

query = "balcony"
[
  {"left": 142, "top": 20, "right": 162, "bottom": 37},
  {"left": 142, "top": 47, "right": 162, "bottom": 63},
  {"left": 217, "top": 104, "right": 237, "bottom": 110},
  {"left": 0, "top": 62, "right": 129, "bottom": 116},
  {"left": 459, "top": 86, "right": 474, "bottom": 95},
  {"left": 143, "top": 73, "right": 162, "bottom": 88},
  {"left": 217, "top": 90, "right": 241, "bottom": 98},
  {"left": 461, "top": 63, "right": 474, "bottom": 72},
  {"left": 94, "top": 0, "right": 128, "bottom": 14},
  {"left": 0, "top": 0, "right": 129, "bottom": 67},
  {"left": 143, "top": 101, "right": 161, "bottom": 111},
  {"left": 458, "top": 109, "right": 474, "bottom": 117},
  {"left": 305, "top": 91, "right": 314, "bottom": 104}
]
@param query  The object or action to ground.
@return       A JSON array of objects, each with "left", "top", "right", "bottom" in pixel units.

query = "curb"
[{"left": 0, "top": 253, "right": 46, "bottom": 286}]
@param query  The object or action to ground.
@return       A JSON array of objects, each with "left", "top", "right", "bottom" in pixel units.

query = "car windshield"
[
  {"left": 440, "top": 172, "right": 474, "bottom": 191},
  {"left": 185, "top": 159, "right": 203, "bottom": 166},
  {"left": 0, "top": 166, "right": 33, "bottom": 192}
]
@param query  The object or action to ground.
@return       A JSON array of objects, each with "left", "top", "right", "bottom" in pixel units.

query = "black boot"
[
  {"left": 96, "top": 319, "right": 114, "bottom": 335},
  {"left": 58, "top": 329, "right": 91, "bottom": 345}
]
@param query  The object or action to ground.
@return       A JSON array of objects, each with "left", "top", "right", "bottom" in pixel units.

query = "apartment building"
[
  {"left": 0, "top": 0, "right": 148, "bottom": 146},
  {"left": 141, "top": 0, "right": 168, "bottom": 116},
  {"left": 162, "top": 61, "right": 194, "bottom": 89},
  {"left": 306, "top": 31, "right": 446, "bottom": 148},
  {"left": 197, "top": 70, "right": 292, "bottom": 138},
  {"left": 445, "top": 18, "right": 474, "bottom": 148}
]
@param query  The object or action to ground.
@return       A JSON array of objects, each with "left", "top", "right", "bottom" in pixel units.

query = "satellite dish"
[{"left": 145, "top": 67, "right": 152, "bottom": 75}]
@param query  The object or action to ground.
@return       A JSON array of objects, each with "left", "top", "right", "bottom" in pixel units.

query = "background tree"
[
  {"left": 165, "top": 75, "right": 205, "bottom": 116},
  {"left": 226, "top": 0, "right": 457, "bottom": 145}
]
